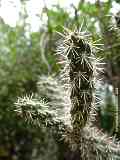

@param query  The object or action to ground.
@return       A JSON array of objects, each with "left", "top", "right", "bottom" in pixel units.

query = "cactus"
[
  {"left": 57, "top": 27, "right": 98, "bottom": 130},
  {"left": 15, "top": 27, "right": 120, "bottom": 159},
  {"left": 57, "top": 27, "right": 120, "bottom": 159}
]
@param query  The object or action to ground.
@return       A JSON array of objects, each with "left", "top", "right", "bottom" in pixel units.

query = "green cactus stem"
[{"left": 59, "top": 28, "right": 95, "bottom": 132}]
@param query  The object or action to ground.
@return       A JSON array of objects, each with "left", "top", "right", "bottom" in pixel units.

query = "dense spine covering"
[
  {"left": 68, "top": 32, "right": 94, "bottom": 131},
  {"left": 58, "top": 28, "right": 96, "bottom": 133}
]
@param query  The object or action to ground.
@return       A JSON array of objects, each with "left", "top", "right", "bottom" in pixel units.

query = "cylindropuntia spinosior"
[{"left": 15, "top": 26, "right": 120, "bottom": 160}]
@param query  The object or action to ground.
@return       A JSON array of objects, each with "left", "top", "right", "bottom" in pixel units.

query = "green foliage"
[
  {"left": 0, "top": 4, "right": 61, "bottom": 159},
  {"left": 79, "top": 2, "right": 98, "bottom": 16},
  {"left": 43, "top": 5, "right": 69, "bottom": 32}
]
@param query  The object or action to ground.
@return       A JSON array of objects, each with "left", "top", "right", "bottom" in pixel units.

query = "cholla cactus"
[
  {"left": 15, "top": 27, "right": 120, "bottom": 159},
  {"left": 59, "top": 29, "right": 95, "bottom": 130},
  {"left": 57, "top": 27, "right": 120, "bottom": 159}
]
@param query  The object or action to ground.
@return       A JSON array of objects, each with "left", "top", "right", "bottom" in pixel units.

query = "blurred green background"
[{"left": 0, "top": 0, "right": 120, "bottom": 159}]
